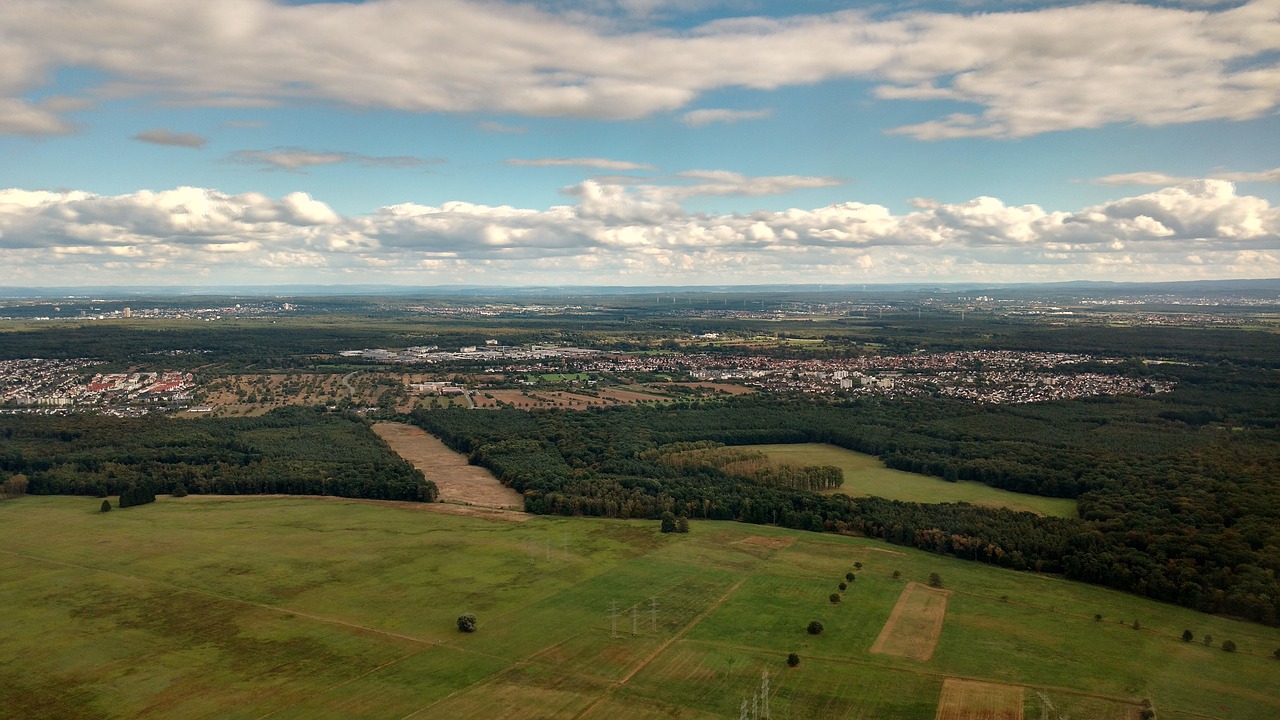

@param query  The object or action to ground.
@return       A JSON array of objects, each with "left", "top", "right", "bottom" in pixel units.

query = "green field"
[
  {"left": 3, "top": 496, "right": 1277, "bottom": 719},
  {"left": 750, "top": 443, "right": 1080, "bottom": 518}
]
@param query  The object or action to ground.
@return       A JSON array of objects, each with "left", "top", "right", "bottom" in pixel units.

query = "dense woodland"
[
  {"left": 0, "top": 407, "right": 438, "bottom": 502},
  {"left": 412, "top": 367, "right": 1280, "bottom": 625}
]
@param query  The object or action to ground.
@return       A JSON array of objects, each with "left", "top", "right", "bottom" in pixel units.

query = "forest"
[
  {"left": 411, "top": 369, "right": 1280, "bottom": 625},
  {"left": 0, "top": 406, "right": 438, "bottom": 502}
]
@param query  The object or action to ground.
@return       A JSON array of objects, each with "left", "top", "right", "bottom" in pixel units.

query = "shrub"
[
  {"left": 456, "top": 613, "right": 477, "bottom": 633},
  {"left": 927, "top": 572, "right": 942, "bottom": 588},
  {"left": 854, "top": 562, "right": 862, "bottom": 570},
  {"left": 786, "top": 653, "right": 800, "bottom": 667},
  {"left": 675, "top": 516, "right": 689, "bottom": 533},
  {"left": 660, "top": 511, "right": 676, "bottom": 534},
  {"left": 1132, "top": 620, "right": 1141, "bottom": 630},
  {"left": 100, "top": 499, "right": 111, "bottom": 513},
  {"left": 1094, "top": 614, "right": 1102, "bottom": 622},
  {"left": 1222, "top": 640, "right": 1236, "bottom": 653},
  {"left": 172, "top": 483, "right": 188, "bottom": 498},
  {"left": 891, "top": 570, "right": 901, "bottom": 579},
  {"left": 806, "top": 620, "right": 824, "bottom": 635},
  {"left": 1203, "top": 634, "right": 1213, "bottom": 646},
  {"left": 1182, "top": 630, "right": 1194, "bottom": 642}
]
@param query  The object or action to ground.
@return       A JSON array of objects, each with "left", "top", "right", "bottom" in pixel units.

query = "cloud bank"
[
  {"left": 2, "top": 0, "right": 1277, "bottom": 138},
  {"left": 1, "top": 179, "right": 1276, "bottom": 285}
]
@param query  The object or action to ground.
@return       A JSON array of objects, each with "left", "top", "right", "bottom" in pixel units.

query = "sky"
[{"left": 1, "top": 0, "right": 1278, "bottom": 287}]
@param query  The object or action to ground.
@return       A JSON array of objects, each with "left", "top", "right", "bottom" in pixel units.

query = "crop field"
[
  {"left": 2, "top": 495, "right": 1278, "bottom": 719},
  {"left": 749, "top": 443, "right": 1079, "bottom": 517}
]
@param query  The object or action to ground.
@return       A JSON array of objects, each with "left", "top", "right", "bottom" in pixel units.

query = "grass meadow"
[
  {"left": 1, "top": 495, "right": 1276, "bottom": 719},
  {"left": 750, "top": 443, "right": 1080, "bottom": 517}
]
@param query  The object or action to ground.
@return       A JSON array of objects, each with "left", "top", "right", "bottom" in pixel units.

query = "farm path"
[{"left": 571, "top": 576, "right": 749, "bottom": 720}]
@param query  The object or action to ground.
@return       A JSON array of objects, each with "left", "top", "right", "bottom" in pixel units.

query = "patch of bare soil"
[
  {"left": 870, "top": 581, "right": 951, "bottom": 662},
  {"left": 935, "top": 678, "right": 1024, "bottom": 720},
  {"left": 732, "top": 536, "right": 796, "bottom": 549},
  {"left": 373, "top": 422, "right": 524, "bottom": 510}
]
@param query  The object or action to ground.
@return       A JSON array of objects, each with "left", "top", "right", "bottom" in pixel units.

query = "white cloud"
[
  {"left": 1, "top": 0, "right": 1277, "bottom": 137},
  {"left": 1, "top": 178, "right": 1276, "bottom": 284},
  {"left": 506, "top": 157, "right": 658, "bottom": 171},
  {"left": 1093, "top": 167, "right": 1280, "bottom": 186},
  {"left": 680, "top": 108, "right": 772, "bottom": 127},
  {"left": 230, "top": 147, "right": 440, "bottom": 172},
  {"left": 133, "top": 128, "right": 207, "bottom": 148},
  {"left": 0, "top": 98, "right": 76, "bottom": 136}
]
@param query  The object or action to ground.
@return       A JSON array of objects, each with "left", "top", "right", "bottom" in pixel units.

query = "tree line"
[{"left": 0, "top": 406, "right": 438, "bottom": 502}]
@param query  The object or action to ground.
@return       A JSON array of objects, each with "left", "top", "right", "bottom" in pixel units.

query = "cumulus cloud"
[
  {"left": 1, "top": 0, "right": 1277, "bottom": 137},
  {"left": 680, "top": 108, "right": 772, "bottom": 127},
  {"left": 2, "top": 178, "right": 1276, "bottom": 284},
  {"left": 132, "top": 128, "right": 207, "bottom": 148},
  {"left": 230, "top": 147, "right": 440, "bottom": 172},
  {"left": 506, "top": 157, "right": 658, "bottom": 171}
]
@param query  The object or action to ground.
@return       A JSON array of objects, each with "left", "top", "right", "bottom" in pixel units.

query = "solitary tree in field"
[
  {"left": 806, "top": 620, "right": 823, "bottom": 635},
  {"left": 1222, "top": 639, "right": 1236, "bottom": 652},
  {"left": 845, "top": 571, "right": 854, "bottom": 582},
  {"left": 1182, "top": 630, "right": 1194, "bottom": 642},
  {"left": 675, "top": 516, "right": 689, "bottom": 533},
  {"left": 829, "top": 593, "right": 841, "bottom": 604},
  {"left": 838, "top": 582, "right": 847, "bottom": 592},
  {"left": 927, "top": 572, "right": 943, "bottom": 588},
  {"left": 660, "top": 511, "right": 677, "bottom": 534},
  {"left": 854, "top": 562, "right": 862, "bottom": 571},
  {"left": 892, "top": 570, "right": 901, "bottom": 579},
  {"left": 456, "top": 613, "right": 477, "bottom": 633},
  {"left": 100, "top": 499, "right": 111, "bottom": 513},
  {"left": 786, "top": 653, "right": 800, "bottom": 667}
]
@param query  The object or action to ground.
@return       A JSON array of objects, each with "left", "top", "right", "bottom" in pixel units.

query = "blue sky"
[{"left": 1, "top": 0, "right": 1278, "bottom": 286}]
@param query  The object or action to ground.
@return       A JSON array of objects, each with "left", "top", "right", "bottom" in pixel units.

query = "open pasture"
[
  {"left": 1, "top": 495, "right": 1277, "bottom": 719},
  {"left": 749, "top": 443, "right": 1079, "bottom": 517}
]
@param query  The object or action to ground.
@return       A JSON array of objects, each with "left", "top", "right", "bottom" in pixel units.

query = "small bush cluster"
[{"left": 118, "top": 485, "right": 156, "bottom": 509}]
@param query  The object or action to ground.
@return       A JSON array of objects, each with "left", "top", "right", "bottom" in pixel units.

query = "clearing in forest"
[
  {"left": 935, "top": 678, "right": 1024, "bottom": 720},
  {"left": 870, "top": 581, "right": 951, "bottom": 661},
  {"left": 373, "top": 422, "right": 524, "bottom": 509}
]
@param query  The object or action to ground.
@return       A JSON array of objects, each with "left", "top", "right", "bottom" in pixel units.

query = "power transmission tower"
[
  {"left": 631, "top": 605, "right": 638, "bottom": 636},
  {"left": 739, "top": 699, "right": 749, "bottom": 720},
  {"left": 609, "top": 601, "right": 619, "bottom": 639},
  {"left": 650, "top": 597, "right": 658, "bottom": 632}
]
